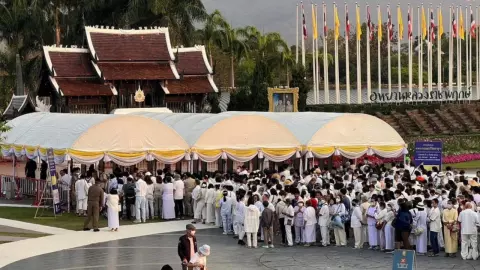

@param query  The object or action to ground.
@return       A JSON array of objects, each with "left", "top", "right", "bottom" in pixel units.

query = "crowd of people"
[{"left": 62, "top": 159, "right": 480, "bottom": 260}]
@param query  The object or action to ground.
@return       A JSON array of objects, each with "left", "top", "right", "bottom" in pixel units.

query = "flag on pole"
[
  {"left": 312, "top": 4, "right": 318, "bottom": 39},
  {"left": 452, "top": 10, "right": 457, "bottom": 38},
  {"left": 356, "top": 5, "right": 362, "bottom": 41},
  {"left": 398, "top": 6, "right": 404, "bottom": 40},
  {"left": 408, "top": 7, "right": 413, "bottom": 39},
  {"left": 324, "top": 4, "right": 328, "bottom": 37},
  {"left": 388, "top": 7, "right": 393, "bottom": 40},
  {"left": 422, "top": 6, "right": 427, "bottom": 39},
  {"left": 378, "top": 7, "right": 382, "bottom": 41},
  {"left": 335, "top": 5, "right": 340, "bottom": 40},
  {"left": 302, "top": 3, "right": 308, "bottom": 40},
  {"left": 346, "top": 5, "right": 351, "bottom": 39},
  {"left": 367, "top": 6, "right": 373, "bottom": 40},
  {"left": 470, "top": 8, "right": 476, "bottom": 38},
  {"left": 438, "top": 8, "right": 444, "bottom": 38},
  {"left": 460, "top": 9, "right": 465, "bottom": 40},
  {"left": 430, "top": 10, "right": 436, "bottom": 41}
]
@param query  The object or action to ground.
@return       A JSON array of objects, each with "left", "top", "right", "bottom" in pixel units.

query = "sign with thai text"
[
  {"left": 392, "top": 249, "right": 415, "bottom": 270},
  {"left": 46, "top": 148, "right": 61, "bottom": 214},
  {"left": 370, "top": 90, "right": 471, "bottom": 102},
  {"left": 414, "top": 141, "right": 443, "bottom": 167}
]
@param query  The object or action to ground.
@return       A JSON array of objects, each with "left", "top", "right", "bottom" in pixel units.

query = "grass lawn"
[
  {"left": 444, "top": 160, "right": 480, "bottom": 170},
  {"left": 0, "top": 207, "right": 165, "bottom": 231}
]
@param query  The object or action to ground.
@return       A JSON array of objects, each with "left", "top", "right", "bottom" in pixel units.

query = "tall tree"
[
  {"left": 217, "top": 21, "right": 248, "bottom": 89},
  {"left": 194, "top": 10, "right": 225, "bottom": 65}
]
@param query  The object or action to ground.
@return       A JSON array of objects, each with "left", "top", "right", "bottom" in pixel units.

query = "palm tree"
[
  {"left": 123, "top": 0, "right": 207, "bottom": 46},
  {"left": 238, "top": 26, "right": 288, "bottom": 62},
  {"left": 217, "top": 21, "right": 248, "bottom": 89},
  {"left": 194, "top": 10, "right": 225, "bottom": 65},
  {"left": 281, "top": 48, "right": 294, "bottom": 87}
]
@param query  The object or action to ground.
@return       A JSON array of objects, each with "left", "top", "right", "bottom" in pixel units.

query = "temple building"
[{"left": 36, "top": 26, "right": 218, "bottom": 114}]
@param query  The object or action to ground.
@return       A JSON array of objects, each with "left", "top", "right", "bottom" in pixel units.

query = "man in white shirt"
[
  {"left": 134, "top": 174, "right": 148, "bottom": 223},
  {"left": 318, "top": 199, "right": 330, "bottom": 247},
  {"left": 458, "top": 202, "right": 480, "bottom": 260},
  {"left": 173, "top": 174, "right": 185, "bottom": 219},
  {"left": 75, "top": 177, "right": 89, "bottom": 216},
  {"left": 428, "top": 198, "right": 441, "bottom": 257}
]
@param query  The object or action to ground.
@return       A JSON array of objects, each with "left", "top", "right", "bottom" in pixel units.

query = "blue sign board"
[
  {"left": 392, "top": 249, "right": 416, "bottom": 270},
  {"left": 414, "top": 141, "right": 443, "bottom": 167}
]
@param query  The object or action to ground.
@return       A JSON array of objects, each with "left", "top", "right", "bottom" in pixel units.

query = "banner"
[
  {"left": 47, "top": 148, "right": 61, "bottom": 214},
  {"left": 392, "top": 249, "right": 416, "bottom": 270},
  {"left": 414, "top": 141, "right": 443, "bottom": 168}
]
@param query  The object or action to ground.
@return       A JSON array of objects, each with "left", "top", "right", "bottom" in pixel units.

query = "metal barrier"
[{"left": 0, "top": 175, "right": 69, "bottom": 207}]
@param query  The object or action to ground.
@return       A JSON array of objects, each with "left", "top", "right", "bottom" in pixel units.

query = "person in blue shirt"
[{"left": 394, "top": 199, "right": 413, "bottom": 250}]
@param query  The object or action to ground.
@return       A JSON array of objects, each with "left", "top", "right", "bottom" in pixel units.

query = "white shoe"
[{"left": 222, "top": 232, "right": 228, "bottom": 235}]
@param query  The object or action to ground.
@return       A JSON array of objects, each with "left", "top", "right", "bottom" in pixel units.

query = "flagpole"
[
  {"left": 407, "top": 5, "right": 411, "bottom": 95},
  {"left": 469, "top": 6, "right": 473, "bottom": 93},
  {"left": 323, "top": 2, "right": 329, "bottom": 104},
  {"left": 467, "top": 6, "right": 470, "bottom": 93},
  {"left": 312, "top": 3, "right": 317, "bottom": 104},
  {"left": 398, "top": 4, "right": 402, "bottom": 94},
  {"left": 427, "top": 6, "right": 432, "bottom": 94},
  {"left": 302, "top": 1, "right": 306, "bottom": 67},
  {"left": 378, "top": 5, "right": 382, "bottom": 95},
  {"left": 345, "top": 3, "right": 351, "bottom": 104},
  {"left": 366, "top": 4, "right": 371, "bottom": 103},
  {"left": 296, "top": 4, "right": 299, "bottom": 64},
  {"left": 459, "top": 6, "right": 462, "bottom": 94},
  {"left": 437, "top": 5, "right": 442, "bottom": 92},
  {"left": 316, "top": 4, "right": 320, "bottom": 104},
  {"left": 357, "top": 3, "right": 362, "bottom": 104},
  {"left": 388, "top": 4, "right": 392, "bottom": 95},
  {"left": 420, "top": 5, "right": 424, "bottom": 94},
  {"left": 335, "top": 3, "right": 340, "bottom": 104},
  {"left": 477, "top": 6, "right": 479, "bottom": 99},
  {"left": 449, "top": 6, "right": 453, "bottom": 92}
]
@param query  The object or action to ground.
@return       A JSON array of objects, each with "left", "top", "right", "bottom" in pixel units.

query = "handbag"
[
  {"left": 413, "top": 227, "right": 424, "bottom": 236},
  {"left": 375, "top": 221, "right": 386, "bottom": 230},
  {"left": 286, "top": 218, "right": 293, "bottom": 226}
]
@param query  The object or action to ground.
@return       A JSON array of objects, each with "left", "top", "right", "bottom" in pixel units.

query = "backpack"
[{"left": 125, "top": 184, "right": 136, "bottom": 198}]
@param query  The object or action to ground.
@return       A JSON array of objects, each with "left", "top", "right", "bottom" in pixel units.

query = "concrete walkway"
[
  {"left": 0, "top": 220, "right": 211, "bottom": 268},
  {"left": 0, "top": 218, "right": 72, "bottom": 235}
]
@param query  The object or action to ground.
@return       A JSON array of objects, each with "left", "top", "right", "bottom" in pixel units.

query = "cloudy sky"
[{"left": 203, "top": 0, "right": 476, "bottom": 44}]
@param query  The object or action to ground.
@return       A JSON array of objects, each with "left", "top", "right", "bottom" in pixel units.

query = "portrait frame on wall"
[{"left": 268, "top": 87, "right": 299, "bottom": 112}]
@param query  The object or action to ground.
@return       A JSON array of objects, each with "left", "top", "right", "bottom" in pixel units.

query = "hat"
[
  {"left": 314, "top": 168, "right": 321, "bottom": 174},
  {"left": 223, "top": 180, "right": 233, "bottom": 186},
  {"left": 186, "top": 224, "right": 196, "bottom": 231},
  {"left": 151, "top": 176, "right": 156, "bottom": 182},
  {"left": 437, "top": 172, "right": 445, "bottom": 177},
  {"left": 417, "top": 202, "right": 425, "bottom": 208},
  {"left": 174, "top": 174, "right": 181, "bottom": 180},
  {"left": 284, "top": 179, "right": 293, "bottom": 186},
  {"left": 198, "top": 244, "right": 211, "bottom": 256},
  {"left": 145, "top": 172, "right": 152, "bottom": 176}
]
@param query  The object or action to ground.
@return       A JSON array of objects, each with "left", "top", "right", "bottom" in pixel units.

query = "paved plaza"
[{"left": 3, "top": 228, "right": 480, "bottom": 270}]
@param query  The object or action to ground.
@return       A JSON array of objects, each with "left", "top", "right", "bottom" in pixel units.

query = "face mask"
[
  {"left": 387, "top": 206, "right": 392, "bottom": 211},
  {"left": 298, "top": 203, "right": 304, "bottom": 207},
  {"left": 336, "top": 198, "right": 341, "bottom": 203},
  {"left": 442, "top": 194, "right": 448, "bottom": 199},
  {"left": 446, "top": 204, "right": 453, "bottom": 209},
  {"left": 394, "top": 194, "right": 399, "bottom": 198}
]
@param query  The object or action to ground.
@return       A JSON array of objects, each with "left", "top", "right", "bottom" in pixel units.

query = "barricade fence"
[{"left": 0, "top": 175, "right": 69, "bottom": 207}]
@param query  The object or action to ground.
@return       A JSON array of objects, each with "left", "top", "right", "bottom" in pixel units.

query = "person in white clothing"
[
  {"left": 205, "top": 184, "right": 216, "bottom": 224},
  {"left": 375, "top": 202, "right": 387, "bottom": 251},
  {"left": 428, "top": 199, "right": 442, "bottom": 257},
  {"left": 244, "top": 196, "right": 260, "bottom": 248},
  {"left": 173, "top": 174, "right": 185, "bottom": 219},
  {"left": 318, "top": 199, "right": 330, "bottom": 247},
  {"left": 193, "top": 182, "right": 207, "bottom": 224},
  {"left": 134, "top": 174, "right": 148, "bottom": 223},
  {"left": 75, "top": 177, "right": 90, "bottom": 216},
  {"left": 332, "top": 197, "right": 347, "bottom": 246},
  {"left": 351, "top": 199, "right": 364, "bottom": 249},
  {"left": 106, "top": 189, "right": 120, "bottom": 231},
  {"left": 188, "top": 244, "right": 210, "bottom": 270},
  {"left": 145, "top": 176, "right": 155, "bottom": 220},
  {"left": 458, "top": 202, "right": 480, "bottom": 260},
  {"left": 283, "top": 198, "right": 294, "bottom": 247},
  {"left": 303, "top": 200, "right": 317, "bottom": 246}
]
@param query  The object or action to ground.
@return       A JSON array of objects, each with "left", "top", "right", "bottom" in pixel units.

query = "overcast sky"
[{"left": 203, "top": 0, "right": 478, "bottom": 44}]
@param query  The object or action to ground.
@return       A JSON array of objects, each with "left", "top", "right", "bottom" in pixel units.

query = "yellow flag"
[
  {"left": 334, "top": 5, "right": 340, "bottom": 40},
  {"left": 438, "top": 9, "right": 443, "bottom": 37},
  {"left": 459, "top": 10, "right": 465, "bottom": 40},
  {"left": 356, "top": 5, "right": 362, "bottom": 41},
  {"left": 312, "top": 4, "right": 318, "bottom": 39},
  {"left": 378, "top": 7, "right": 382, "bottom": 41},
  {"left": 397, "top": 6, "right": 403, "bottom": 40},
  {"left": 421, "top": 6, "right": 427, "bottom": 39}
]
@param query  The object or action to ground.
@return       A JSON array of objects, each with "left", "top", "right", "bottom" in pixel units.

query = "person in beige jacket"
[{"left": 184, "top": 173, "right": 196, "bottom": 217}]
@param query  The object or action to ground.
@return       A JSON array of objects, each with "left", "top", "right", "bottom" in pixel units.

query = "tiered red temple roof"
[
  {"left": 43, "top": 46, "right": 117, "bottom": 97},
  {"left": 163, "top": 46, "right": 218, "bottom": 94}
]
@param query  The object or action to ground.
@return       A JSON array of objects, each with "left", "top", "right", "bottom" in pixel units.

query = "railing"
[{"left": 0, "top": 175, "right": 70, "bottom": 207}]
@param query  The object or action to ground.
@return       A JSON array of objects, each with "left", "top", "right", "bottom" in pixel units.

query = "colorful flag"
[
  {"left": 452, "top": 10, "right": 457, "bottom": 38},
  {"left": 422, "top": 6, "right": 427, "bottom": 39},
  {"left": 367, "top": 6, "right": 373, "bottom": 40},
  {"left": 302, "top": 3, "right": 308, "bottom": 40},
  {"left": 438, "top": 9, "right": 444, "bottom": 38},
  {"left": 388, "top": 7, "right": 393, "bottom": 41},
  {"left": 408, "top": 7, "right": 413, "bottom": 39},
  {"left": 335, "top": 5, "right": 340, "bottom": 40},
  {"left": 346, "top": 5, "right": 351, "bottom": 40},
  {"left": 398, "top": 6, "right": 403, "bottom": 40},
  {"left": 430, "top": 10, "right": 436, "bottom": 41},
  {"left": 312, "top": 4, "right": 318, "bottom": 39},
  {"left": 471, "top": 8, "right": 476, "bottom": 39},
  {"left": 460, "top": 10, "right": 465, "bottom": 40},
  {"left": 323, "top": 4, "right": 327, "bottom": 37},
  {"left": 378, "top": 7, "right": 382, "bottom": 41},
  {"left": 356, "top": 5, "right": 362, "bottom": 41}
]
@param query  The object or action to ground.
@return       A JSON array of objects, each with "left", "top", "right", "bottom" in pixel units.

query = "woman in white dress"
[
  {"left": 106, "top": 189, "right": 120, "bottom": 231},
  {"left": 205, "top": 184, "right": 216, "bottom": 224},
  {"left": 414, "top": 202, "right": 428, "bottom": 255},
  {"left": 162, "top": 176, "right": 175, "bottom": 220}
]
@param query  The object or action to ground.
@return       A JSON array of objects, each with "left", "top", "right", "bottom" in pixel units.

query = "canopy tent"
[{"left": 1, "top": 112, "right": 407, "bottom": 165}]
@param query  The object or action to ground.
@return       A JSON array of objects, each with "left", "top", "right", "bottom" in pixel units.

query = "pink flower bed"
[{"left": 442, "top": 153, "right": 480, "bottom": 164}]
